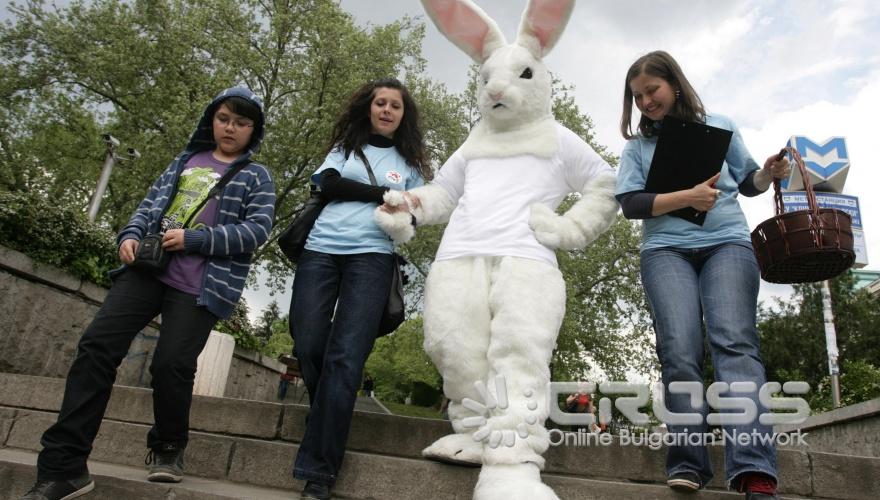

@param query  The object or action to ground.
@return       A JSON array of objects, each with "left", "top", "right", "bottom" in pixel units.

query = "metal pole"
[
  {"left": 87, "top": 148, "right": 116, "bottom": 222},
  {"left": 820, "top": 280, "right": 842, "bottom": 408}
]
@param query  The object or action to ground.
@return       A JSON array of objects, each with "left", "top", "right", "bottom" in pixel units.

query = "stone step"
[
  {"left": 1, "top": 373, "right": 877, "bottom": 498},
  {"left": 0, "top": 448, "right": 294, "bottom": 500},
  {"left": 0, "top": 447, "right": 756, "bottom": 500},
  {"left": 3, "top": 405, "right": 863, "bottom": 499}
]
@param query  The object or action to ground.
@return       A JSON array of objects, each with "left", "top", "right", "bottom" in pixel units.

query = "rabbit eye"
[{"left": 519, "top": 68, "right": 533, "bottom": 79}]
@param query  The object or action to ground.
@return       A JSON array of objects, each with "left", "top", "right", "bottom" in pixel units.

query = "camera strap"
[{"left": 178, "top": 160, "right": 248, "bottom": 229}]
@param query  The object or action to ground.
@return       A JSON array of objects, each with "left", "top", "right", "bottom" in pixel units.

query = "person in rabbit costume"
[{"left": 375, "top": 1, "right": 617, "bottom": 498}]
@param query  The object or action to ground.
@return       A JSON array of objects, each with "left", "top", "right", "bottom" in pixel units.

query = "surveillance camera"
[
  {"left": 101, "top": 134, "right": 120, "bottom": 147},
  {"left": 128, "top": 148, "right": 141, "bottom": 159}
]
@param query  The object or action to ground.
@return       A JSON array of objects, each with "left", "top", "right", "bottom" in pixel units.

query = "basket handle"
[{"left": 773, "top": 146, "right": 819, "bottom": 218}]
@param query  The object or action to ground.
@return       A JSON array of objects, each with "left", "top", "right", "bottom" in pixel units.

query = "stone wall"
[
  {"left": 776, "top": 398, "right": 880, "bottom": 458},
  {"left": 225, "top": 347, "right": 287, "bottom": 402},
  {"left": 0, "top": 245, "right": 283, "bottom": 401}
]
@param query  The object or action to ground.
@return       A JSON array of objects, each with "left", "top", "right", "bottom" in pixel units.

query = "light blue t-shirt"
[
  {"left": 615, "top": 114, "right": 760, "bottom": 251},
  {"left": 305, "top": 145, "right": 424, "bottom": 255}
]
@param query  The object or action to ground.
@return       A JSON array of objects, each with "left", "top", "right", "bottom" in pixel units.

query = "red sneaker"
[{"left": 736, "top": 472, "right": 778, "bottom": 499}]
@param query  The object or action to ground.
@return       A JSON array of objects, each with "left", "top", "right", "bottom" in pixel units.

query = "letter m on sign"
[{"left": 781, "top": 136, "right": 850, "bottom": 193}]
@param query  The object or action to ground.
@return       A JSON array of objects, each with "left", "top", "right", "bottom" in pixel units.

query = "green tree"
[
  {"left": 758, "top": 271, "right": 880, "bottom": 411},
  {"left": 262, "top": 315, "right": 294, "bottom": 359},
  {"left": 365, "top": 317, "right": 441, "bottom": 404},
  {"left": 215, "top": 297, "right": 261, "bottom": 350},
  {"left": 254, "top": 299, "right": 282, "bottom": 343},
  {"left": 0, "top": 0, "right": 462, "bottom": 245}
]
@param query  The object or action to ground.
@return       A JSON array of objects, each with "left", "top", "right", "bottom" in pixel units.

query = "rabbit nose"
[{"left": 489, "top": 91, "right": 503, "bottom": 102}]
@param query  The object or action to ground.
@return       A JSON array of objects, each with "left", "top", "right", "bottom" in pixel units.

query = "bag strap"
[
  {"left": 359, "top": 150, "right": 379, "bottom": 186},
  {"left": 180, "top": 160, "right": 248, "bottom": 229}
]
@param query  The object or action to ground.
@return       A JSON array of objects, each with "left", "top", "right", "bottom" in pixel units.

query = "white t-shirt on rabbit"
[{"left": 433, "top": 124, "right": 613, "bottom": 267}]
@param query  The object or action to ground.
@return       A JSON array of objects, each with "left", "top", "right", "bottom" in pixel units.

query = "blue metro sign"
[{"left": 781, "top": 136, "right": 850, "bottom": 193}]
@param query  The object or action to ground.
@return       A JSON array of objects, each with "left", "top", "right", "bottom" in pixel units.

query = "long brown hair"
[
  {"left": 326, "top": 78, "right": 432, "bottom": 181},
  {"left": 620, "top": 51, "right": 706, "bottom": 140}
]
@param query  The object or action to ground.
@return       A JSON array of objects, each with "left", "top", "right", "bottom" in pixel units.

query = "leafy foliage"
[
  {"left": 365, "top": 317, "right": 441, "bottom": 404},
  {"left": 809, "top": 359, "right": 880, "bottom": 412},
  {"left": 214, "top": 297, "right": 263, "bottom": 350},
  {"left": 262, "top": 315, "right": 294, "bottom": 360},
  {"left": 758, "top": 271, "right": 880, "bottom": 412},
  {"left": 0, "top": 190, "right": 117, "bottom": 285}
]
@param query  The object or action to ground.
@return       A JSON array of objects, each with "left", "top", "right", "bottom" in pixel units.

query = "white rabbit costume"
[{"left": 375, "top": 1, "right": 618, "bottom": 498}]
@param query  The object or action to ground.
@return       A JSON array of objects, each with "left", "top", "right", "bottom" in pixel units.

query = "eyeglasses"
[{"left": 214, "top": 114, "right": 254, "bottom": 130}]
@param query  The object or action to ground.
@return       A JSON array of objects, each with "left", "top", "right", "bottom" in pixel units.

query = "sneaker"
[
  {"left": 300, "top": 480, "right": 332, "bottom": 499},
  {"left": 145, "top": 444, "right": 185, "bottom": 483},
  {"left": 20, "top": 474, "right": 94, "bottom": 500},
  {"left": 667, "top": 471, "right": 702, "bottom": 492},
  {"left": 737, "top": 472, "right": 778, "bottom": 499}
]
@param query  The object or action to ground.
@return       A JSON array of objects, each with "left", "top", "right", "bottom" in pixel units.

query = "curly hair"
[
  {"left": 325, "top": 78, "right": 432, "bottom": 181},
  {"left": 620, "top": 50, "right": 706, "bottom": 140}
]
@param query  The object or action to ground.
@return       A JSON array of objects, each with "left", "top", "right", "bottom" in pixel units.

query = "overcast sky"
[{"left": 4, "top": 1, "right": 878, "bottom": 317}]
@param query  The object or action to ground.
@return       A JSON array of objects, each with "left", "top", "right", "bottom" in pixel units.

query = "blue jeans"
[
  {"left": 289, "top": 249, "right": 393, "bottom": 485},
  {"left": 641, "top": 242, "right": 777, "bottom": 487}
]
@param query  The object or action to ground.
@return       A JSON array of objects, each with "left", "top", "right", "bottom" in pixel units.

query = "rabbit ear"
[
  {"left": 421, "top": 0, "right": 507, "bottom": 63},
  {"left": 516, "top": 0, "right": 575, "bottom": 59}
]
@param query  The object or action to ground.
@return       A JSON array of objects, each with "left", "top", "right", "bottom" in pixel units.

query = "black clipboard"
[{"left": 645, "top": 116, "right": 732, "bottom": 226}]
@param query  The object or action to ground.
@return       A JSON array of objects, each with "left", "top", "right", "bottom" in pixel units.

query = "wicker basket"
[{"left": 750, "top": 147, "right": 855, "bottom": 284}]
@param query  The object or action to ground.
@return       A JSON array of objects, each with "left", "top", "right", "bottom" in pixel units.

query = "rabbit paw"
[
  {"left": 529, "top": 203, "right": 567, "bottom": 249},
  {"left": 374, "top": 206, "right": 414, "bottom": 244},
  {"left": 422, "top": 433, "right": 483, "bottom": 467},
  {"left": 383, "top": 189, "right": 407, "bottom": 207}
]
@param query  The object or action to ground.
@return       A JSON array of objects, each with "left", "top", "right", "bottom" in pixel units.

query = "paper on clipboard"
[{"left": 645, "top": 116, "right": 733, "bottom": 225}]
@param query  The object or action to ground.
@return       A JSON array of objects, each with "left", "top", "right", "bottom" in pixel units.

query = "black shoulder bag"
[
  {"left": 277, "top": 184, "right": 329, "bottom": 263},
  {"left": 132, "top": 161, "right": 246, "bottom": 273}
]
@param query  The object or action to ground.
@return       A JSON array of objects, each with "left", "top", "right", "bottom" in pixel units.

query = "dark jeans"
[
  {"left": 289, "top": 249, "right": 393, "bottom": 485},
  {"left": 37, "top": 268, "right": 218, "bottom": 481}
]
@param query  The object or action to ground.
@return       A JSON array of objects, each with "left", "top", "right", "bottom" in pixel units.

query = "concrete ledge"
[
  {"left": 776, "top": 399, "right": 880, "bottom": 458},
  {"left": 232, "top": 345, "right": 286, "bottom": 373},
  {"left": 0, "top": 448, "right": 295, "bottom": 500},
  {"left": 0, "top": 245, "right": 81, "bottom": 294},
  {"left": 776, "top": 398, "right": 880, "bottom": 434}
]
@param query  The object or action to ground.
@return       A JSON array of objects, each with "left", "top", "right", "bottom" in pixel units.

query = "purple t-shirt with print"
[{"left": 157, "top": 150, "right": 228, "bottom": 295}]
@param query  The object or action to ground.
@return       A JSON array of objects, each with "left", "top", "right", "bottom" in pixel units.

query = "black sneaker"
[
  {"left": 300, "top": 480, "right": 332, "bottom": 499},
  {"left": 145, "top": 444, "right": 184, "bottom": 483},
  {"left": 667, "top": 471, "right": 702, "bottom": 492},
  {"left": 20, "top": 474, "right": 94, "bottom": 500}
]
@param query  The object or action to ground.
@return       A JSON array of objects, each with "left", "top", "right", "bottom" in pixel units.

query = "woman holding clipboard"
[{"left": 615, "top": 50, "right": 790, "bottom": 500}]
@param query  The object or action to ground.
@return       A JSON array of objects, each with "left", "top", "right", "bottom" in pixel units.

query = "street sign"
[{"left": 782, "top": 136, "right": 850, "bottom": 193}]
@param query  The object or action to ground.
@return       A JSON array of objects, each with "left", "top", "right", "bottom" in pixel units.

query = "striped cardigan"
[{"left": 116, "top": 154, "right": 275, "bottom": 319}]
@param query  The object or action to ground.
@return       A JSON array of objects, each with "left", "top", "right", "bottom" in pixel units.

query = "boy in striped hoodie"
[{"left": 21, "top": 87, "right": 275, "bottom": 500}]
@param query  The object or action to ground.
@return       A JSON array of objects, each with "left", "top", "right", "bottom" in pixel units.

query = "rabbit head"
[{"left": 421, "top": 0, "right": 575, "bottom": 132}]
